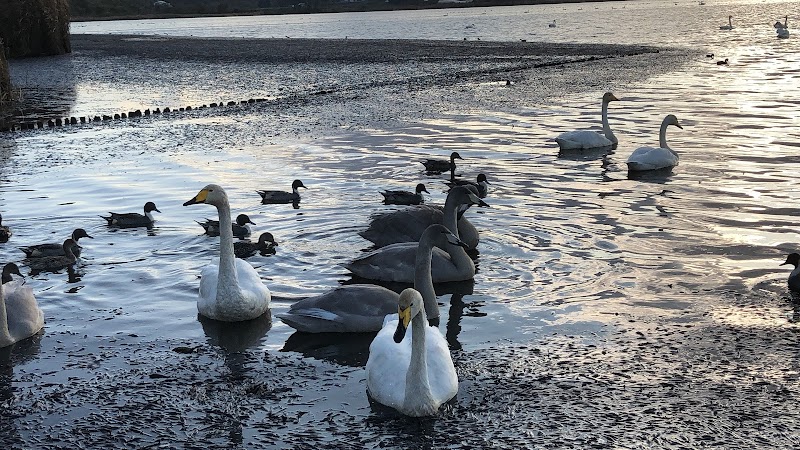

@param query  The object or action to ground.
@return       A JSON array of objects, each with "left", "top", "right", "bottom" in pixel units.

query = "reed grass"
[{"left": 0, "top": 0, "right": 71, "bottom": 58}]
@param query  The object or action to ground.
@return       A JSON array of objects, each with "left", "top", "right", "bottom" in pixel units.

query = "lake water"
[{"left": 3, "top": 0, "right": 800, "bottom": 447}]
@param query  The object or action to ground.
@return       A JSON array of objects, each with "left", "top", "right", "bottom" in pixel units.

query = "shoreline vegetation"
[{"left": 70, "top": 0, "right": 618, "bottom": 22}]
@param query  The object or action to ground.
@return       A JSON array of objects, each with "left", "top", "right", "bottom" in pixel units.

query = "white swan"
[
  {"left": 279, "top": 224, "right": 465, "bottom": 332},
  {"left": 184, "top": 185, "right": 271, "bottom": 322},
  {"left": 365, "top": 288, "right": 458, "bottom": 417},
  {"left": 1, "top": 263, "right": 44, "bottom": 348},
  {"left": 347, "top": 187, "right": 487, "bottom": 283},
  {"left": 720, "top": 15, "right": 733, "bottom": 30},
  {"left": 555, "top": 92, "right": 620, "bottom": 151},
  {"left": 777, "top": 18, "right": 790, "bottom": 38},
  {"left": 626, "top": 114, "right": 683, "bottom": 172}
]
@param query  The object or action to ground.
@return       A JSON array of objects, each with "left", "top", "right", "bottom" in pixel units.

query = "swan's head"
[
  {"left": 415, "top": 183, "right": 430, "bottom": 194},
  {"left": 476, "top": 173, "right": 490, "bottom": 184},
  {"left": 663, "top": 114, "right": 683, "bottom": 130},
  {"left": 235, "top": 214, "right": 255, "bottom": 226},
  {"left": 450, "top": 151, "right": 463, "bottom": 161},
  {"left": 602, "top": 92, "right": 620, "bottom": 103},
  {"left": 292, "top": 179, "right": 307, "bottom": 190},
  {"left": 184, "top": 184, "right": 228, "bottom": 208},
  {"left": 1, "top": 262, "right": 23, "bottom": 284},
  {"left": 782, "top": 253, "right": 800, "bottom": 268},
  {"left": 144, "top": 202, "right": 161, "bottom": 214},
  {"left": 72, "top": 228, "right": 94, "bottom": 240},
  {"left": 423, "top": 224, "right": 469, "bottom": 249},
  {"left": 393, "top": 288, "right": 424, "bottom": 343},
  {"left": 450, "top": 186, "right": 490, "bottom": 208}
]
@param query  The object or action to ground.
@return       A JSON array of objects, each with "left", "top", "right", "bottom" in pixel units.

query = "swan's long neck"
[
  {"left": 404, "top": 306, "right": 435, "bottom": 414},
  {"left": 442, "top": 196, "right": 476, "bottom": 276},
  {"left": 659, "top": 121, "right": 671, "bottom": 149},
  {"left": 601, "top": 100, "right": 617, "bottom": 144},
  {"left": 729, "top": 16, "right": 733, "bottom": 27},
  {"left": 216, "top": 199, "right": 240, "bottom": 303},
  {"left": 0, "top": 284, "right": 11, "bottom": 344},
  {"left": 415, "top": 235, "right": 439, "bottom": 320}
]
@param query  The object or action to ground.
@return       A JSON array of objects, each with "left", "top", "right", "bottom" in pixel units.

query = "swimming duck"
[
  {"left": 781, "top": 253, "right": 800, "bottom": 292},
  {"left": 555, "top": 92, "right": 620, "bottom": 151},
  {"left": 446, "top": 173, "right": 490, "bottom": 198},
  {"left": 234, "top": 232, "right": 277, "bottom": 259},
  {"left": 184, "top": 184, "right": 271, "bottom": 322},
  {"left": 19, "top": 228, "right": 93, "bottom": 258},
  {"left": 548, "top": 20, "right": 556, "bottom": 28},
  {"left": 365, "top": 288, "right": 458, "bottom": 417},
  {"left": 101, "top": 202, "right": 161, "bottom": 228},
  {"left": 257, "top": 179, "right": 306, "bottom": 204},
  {"left": 347, "top": 187, "right": 487, "bottom": 283},
  {"left": 360, "top": 184, "right": 485, "bottom": 250},
  {"left": 1, "top": 263, "right": 45, "bottom": 348},
  {"left": 720, "top": 15, "right": 733, "bottom": 30},
  {"left": 421, "top": 151, "right": 463, "bottom": 174},
  {"left": 278, "top": 224, "right": 464, "bottom": 333},
  {"left": 198, "top": 213, "right": 255, "bottom": 238},
  {"left": 0, "top": 213, "right": 11, "bottom": 243},
  {"left": 25, "top": 238, "right": 80, "bottom": 273},
  {"left": 716, "top": 58, "right": 729, "bottom": 65},
  {"left": 381, "top": 183, "right": 430, "bottom": 206},
  {"left": 626, "top": 114, "right": 683, "bottom": 172}
]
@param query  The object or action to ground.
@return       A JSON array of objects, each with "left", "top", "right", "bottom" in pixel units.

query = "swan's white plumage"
[
  {"left": 366, "top": 289, "right": 457, "bottom": 417},
  {"left": 1, "top": 269, "right": 45, "bottom": 348},
  {"left": 185, "top": 184, "right": 271, "bottom": 322},
  {"left": 555, "top": 92, "right": 620, "bottom": 151},
  {"left": 627, "top": 114, "right": 683, "bottom": 172}
]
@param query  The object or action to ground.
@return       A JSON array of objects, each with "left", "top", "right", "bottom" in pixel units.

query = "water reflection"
[
  {"left": 281, "top": 331, "right": 376, "bottom": 367},
  {"left": 199, "top": 311, "right": 272, "bottom": 353},
  {"left": 5, "top": 55, "right": 77, "bottom": 125},
  {"left": 0, "top": 333, "right": 42, "bottom": 449}
]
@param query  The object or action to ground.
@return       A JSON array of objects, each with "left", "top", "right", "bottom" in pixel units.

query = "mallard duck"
[
  {"left": 184, "top": 184, "right": 271, "bottom": 322},
  {"left": 446, "top": 173, "right": 490, "bottom": 198},
  {"left": 555, "top": 92, "right": 620, "bottom": 151},
  {"left": 197, "top": 213, "right": 255, "bottom": 238},
  {"left": 257, "top": 179, "right": 306, "bottom": 204},
  {"left": 627, "top": 114, "right": 683, "bottom": 172},
  {"left": 19, "top": 228, "right": 93, "bottom": 258},
  {"left": 381, "top": 183, "right": 429, "bottom": 205},
  {"left": 0, "top": 213, "right": 11, "bottom": 243},
  {"left": 781, "top": 253, "right": 800, "bottom": 292},
  {"left": 1, "top": 263, "right": 45, "bottom": 348},
  {"left": 347, "top": 187, "right": 487, "bottom": 283},
  {"left": 421, "top": 151, "right": 462, "bottom": 174},
  {"left": 101, "top": 202, "right": 161, "bottom": 228},
  {"left": 25, "top": 239, "right": 79, "bottom": 273},
  {"left": 365, "top": 288, "right": 458, "bottom": 416},
  {"left": 278, "top": 224, "right": 464, "bottom": 332},
  {"left": 234, "top": 232, "right": 277, "bottom": 259}
]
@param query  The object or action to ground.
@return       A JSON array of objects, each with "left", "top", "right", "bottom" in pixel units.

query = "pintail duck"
[
  {"left": 0, "top": 213, "right": 11, "bottom": 243},
  {"left": 25, "top": 239, "right": 80, "bottom": 273},
  {"left": 782, "top": 253, "right": 800, "bottom": 292},
  {"left": 381, "top": 183, "right": 429, "bottom": 205},
  {"left": 101, "top": 202, "right": 161, "bottom": 228},
  {"left": 421, "top": 151, "right": 462, "bottom": 174},
  {"left": 234, "top": 232, "right": 277, "bottom": 259},
  {"left": 257, "top": 180, "right": 306, "bottom": 204},
  {"left": 19, "top": 228, "right": 93, "bottom": 258},
  {"left": 198, "top": 213, "right": 255, "bottom": 238}
]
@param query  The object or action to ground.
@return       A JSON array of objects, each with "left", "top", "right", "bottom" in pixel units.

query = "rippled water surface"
[{"left": 3, "top": 0, "right": 800, "bottom": 447}]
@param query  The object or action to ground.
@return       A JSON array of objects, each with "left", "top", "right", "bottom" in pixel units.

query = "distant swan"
[
  {"left": 774, "top": 16, "right": 788, "bottom": 29},
  {"left": 1, "top": 263, "right": 45, "bottom": 348},
  {"left": 720, "top": 15, "right": 733, "bottom": 30},
  {"left": 626, "top": 114, "right": 684, "bottom": 172},
  {"left": 365, "top": 288, "right": 458, "bottom": 417},
  {"left": 781, "top": 253, "right": 800, "bottom": 292},
  {"left": 555, "top": 92, "right": 620, "bottom": 151},
  {"left": 184, "top": 184, "right": 271, "bottom": 322},
  {"left": 549, "top": 20, "right": 556, "bottom": 28},
  {"left": 777, "top": 18, "right": 790, "bottom": 38}
]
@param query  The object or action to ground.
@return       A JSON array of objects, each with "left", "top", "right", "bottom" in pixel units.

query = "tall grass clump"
[
  {"left": 0, "top": 0, "right": 71, "bottom": 58},
  {"left": 0, "top": 39, "right": 10, "bottom": 103}
]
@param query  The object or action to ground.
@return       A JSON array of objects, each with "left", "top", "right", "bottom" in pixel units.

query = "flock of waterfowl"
[
  {"left": 2, "top": 85, "right": 799, "bottom": 417},
  {"left": 717, "top": 14, "right": 790, "bottom": 38}
]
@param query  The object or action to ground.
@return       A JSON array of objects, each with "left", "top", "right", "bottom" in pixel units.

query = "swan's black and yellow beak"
[
  {"left": 393, "top": 306, "right": 412, "bottom": 343},
  {"left": 183, "top": 189, "right": 209, "bottom": 206}
]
